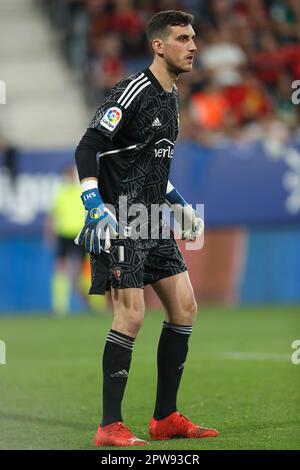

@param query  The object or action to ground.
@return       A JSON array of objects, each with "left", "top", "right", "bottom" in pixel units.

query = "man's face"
[{"left": 157, "top": 25, "right": 197, "bottom": 74}]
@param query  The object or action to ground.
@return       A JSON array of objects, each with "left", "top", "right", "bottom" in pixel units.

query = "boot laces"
[{"left": 106, "top": 422, "right": 133, "bottom": 438}]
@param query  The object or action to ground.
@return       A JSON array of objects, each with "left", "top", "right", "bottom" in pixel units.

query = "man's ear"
[{"left": 151, "top": 38, "right": 164, "bottom": 56}]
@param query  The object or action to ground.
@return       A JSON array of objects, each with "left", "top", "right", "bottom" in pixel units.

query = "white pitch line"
[{"left": 220, "top": 352, "right": 290, "bottom": 362}]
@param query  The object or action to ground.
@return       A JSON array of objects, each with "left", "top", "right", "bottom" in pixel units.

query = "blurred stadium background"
[{"left": 0, "top": 0, "right": 300, "bottom": 450}]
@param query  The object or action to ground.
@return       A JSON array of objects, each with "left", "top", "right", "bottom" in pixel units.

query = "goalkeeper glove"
[
  {"left": 165, "top": 183, "right": 204, "bottom": 240},
  {"left": 74, "top": 188, "right": 118, "bottom": 254}
]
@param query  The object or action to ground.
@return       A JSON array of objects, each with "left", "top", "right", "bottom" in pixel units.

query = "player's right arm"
[
  {"left": 74, "top": 92, "right": 126, "bottom": 255},
  {"left": 74, "top": 128, "right": 118, "bottom": 254}
]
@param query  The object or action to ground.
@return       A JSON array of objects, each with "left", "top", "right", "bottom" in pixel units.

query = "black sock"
[
  {"left": 154, "top": 321, "right": 192, "bottom": 420},
  {"left": 101, "top": 329, "right": 135, "bottom": 427}
]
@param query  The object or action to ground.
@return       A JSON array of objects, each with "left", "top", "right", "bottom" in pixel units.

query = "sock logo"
[
  {"left": 110, "top": 369, "right": 128, "bottom": 378},
  {"left": 178, "top": 362, "right": 185, "bottom": 370}
]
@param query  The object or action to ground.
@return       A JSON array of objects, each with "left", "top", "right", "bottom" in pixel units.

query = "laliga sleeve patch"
[{"left": 100, "top": 107, "right": 123, "bottom": 132}]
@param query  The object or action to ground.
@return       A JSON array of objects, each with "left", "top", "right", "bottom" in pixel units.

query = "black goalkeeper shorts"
[{"left": 89, "top": 232, "right": 187, "bottom": 294}]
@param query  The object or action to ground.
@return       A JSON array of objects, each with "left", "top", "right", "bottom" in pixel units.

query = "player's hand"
[
  {"left": 172, "top": 204, "right": 204, "bottom": 240},
  {"left": 74, "top": 188, "right": 118, "bottom": 254}
]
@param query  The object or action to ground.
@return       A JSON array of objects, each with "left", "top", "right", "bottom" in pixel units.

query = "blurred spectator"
[
  {"left": 233, "top": 0, "right": 270, "bottom": 31},
  {"left": 110, "top": 0, "right": 145, "bottom": 56},
  {"left": 199, "top": 0, "right": 236, "bottom": 29},
  {"left": 223, "top": 69, "right": 271, "bottom": 125},
  {"left": 190, "top": 82, "right": 232, "bottom": 131},
  {"left": 199, "top": 26, "right": 247, "bottom": 86},
  {"left": 269, "top": 0, "right": 300, "bottom": 43},
  {"left": 88, "top": 32, "right": 125, "bottom": 101},
  {"left": 251, "top": 32, "right": 300, "bottom": 88}
]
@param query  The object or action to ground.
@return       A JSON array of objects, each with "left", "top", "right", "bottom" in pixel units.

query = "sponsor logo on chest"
[{"left": 154, "top": 138, "right": 174, "bottom": 159}]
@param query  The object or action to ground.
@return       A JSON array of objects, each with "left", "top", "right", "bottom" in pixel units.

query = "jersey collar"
[{"left": 143, "top": 68, "right": 175, "bottom": 95}]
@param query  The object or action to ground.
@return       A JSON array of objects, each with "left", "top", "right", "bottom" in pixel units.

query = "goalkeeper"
[{"left": 74, "top": 10, "right": 218, "bottom": 447}]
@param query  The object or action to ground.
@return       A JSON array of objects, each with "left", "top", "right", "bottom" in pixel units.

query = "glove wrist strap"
[
  {"left": 165, "top": 187, "right": 187, "bottom": 207},
  {"left": 81, "top": 180, "right": 98, "bottom": 192}
]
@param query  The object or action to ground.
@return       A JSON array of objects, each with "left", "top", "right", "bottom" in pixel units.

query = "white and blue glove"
[
  {"left": 165, "top": 181, "right": 204, "bottom": 240},
  {"left": 75, "top": 188, "right": 118, "bottom": 254}
]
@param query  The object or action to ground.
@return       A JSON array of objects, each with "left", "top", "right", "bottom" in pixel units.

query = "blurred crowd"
[{"left": 40, "top": 0, "right": 300, "bottom": 144}]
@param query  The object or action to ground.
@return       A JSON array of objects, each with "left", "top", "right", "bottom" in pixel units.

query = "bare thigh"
[{"left": 152, "top": 271, "right": 197, "bottom": 325}]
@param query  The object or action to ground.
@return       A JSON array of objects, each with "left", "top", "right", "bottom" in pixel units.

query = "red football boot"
[
  {"left": 94, "top": 421, "right": 148, "bottom": 447},
  {"left": 149, "top": 412, "right": 219, "bottom": 440}
]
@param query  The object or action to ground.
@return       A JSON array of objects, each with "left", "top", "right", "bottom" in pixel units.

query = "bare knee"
[
  {"left": 112, "top": 306, "right": 145, "bottom": 337},
  {"left": 112, "top": 289, "right": 145, "bottom": 337},
  {"left": 182, "top": 296, "right": 198, "bottom": 324},
  {"left": 125, "top": 309, "right": 144, "bottom": 336},
  {"left": 168, "top": 295, "right": 197, "bottom": 325}
]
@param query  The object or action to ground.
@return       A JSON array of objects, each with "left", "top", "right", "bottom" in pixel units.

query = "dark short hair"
[{"left": 146, "top": 10, "right": 194, "bottom": 44}]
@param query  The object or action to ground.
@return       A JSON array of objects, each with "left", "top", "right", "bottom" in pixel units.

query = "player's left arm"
[{"left": 165, "top": 181, "right": 204, "bottom": 240}]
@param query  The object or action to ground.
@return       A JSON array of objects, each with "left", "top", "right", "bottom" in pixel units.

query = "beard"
[{"left": 165, "top": 56, "right": 191, "bottom": 77}]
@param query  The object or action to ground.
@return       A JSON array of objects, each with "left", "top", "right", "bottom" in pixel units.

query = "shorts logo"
[
  {"left": 113, "top": 268, "right": 122, "bottom": 280},
  {"left": 100, "top": 107, "right": 122, "bottom": 132}
]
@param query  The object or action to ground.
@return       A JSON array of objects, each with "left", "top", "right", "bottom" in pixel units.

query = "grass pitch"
[{"left": 0, "top": 306, "right": 299, "bottom": 450}]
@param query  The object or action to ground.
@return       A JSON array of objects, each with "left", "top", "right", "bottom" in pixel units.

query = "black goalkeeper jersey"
[{"left": 89, "top": 68, "right": 179, "bottom": 213}]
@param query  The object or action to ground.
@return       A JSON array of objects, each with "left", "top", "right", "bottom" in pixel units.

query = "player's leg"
[
  {"left": 151, "top": 271, "right": 197, "bottom": 420},
  {"left": 149, "top": 271, "right": 218, "bottom": 439},
  {"left": 94, "top": 238, "right": 149, "bottom": 445},
  {"left": 153, "top": 270, "right": 197, "bottom": 324},
  {"left": 91, "top": 239, "right": 146, "bottom": 424},
  {"left": 111, "top": 286, "right": 146, "bottom": 336},
  {"left": 95, "top": 286, "right": 148, "bottom": 446},
  {"left": 101, "top": 287, "right": 145, "bottom": 427}
]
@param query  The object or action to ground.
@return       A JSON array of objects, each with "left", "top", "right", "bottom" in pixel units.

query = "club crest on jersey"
[
  {"left": 113, "top": 267, "right": 122, "bottom": 280},
  {"left": 100, "top": 107, "right": 122, "bottom": 132}
]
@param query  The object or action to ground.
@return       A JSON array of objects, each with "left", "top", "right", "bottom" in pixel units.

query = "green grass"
[{"left": 0, "top": 306, "right": 299, "bottom": 450}]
